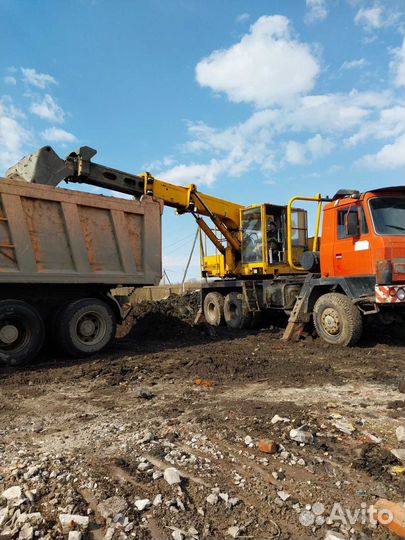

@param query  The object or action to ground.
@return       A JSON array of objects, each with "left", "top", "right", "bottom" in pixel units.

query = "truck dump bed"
[{"left": 0, "top": 179, "right": 162, "bottom": 285}]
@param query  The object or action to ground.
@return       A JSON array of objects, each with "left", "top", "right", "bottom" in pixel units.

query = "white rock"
[
  {"left": 18, "top": 525, "right": 33, "bottom": 540},
  {"left": 396, "top": 425, "right": 405, "bottom": 443},
  {"left": 219, "top": 492, "right": 229, "bottom": 503},
  {"left": 68, "top": 532, "right": 82, "bottom": 540},
  {"left": 59, "top": 514, "right": 89, "bottom": 533},
  {"left": 324, "top": 531, "right": 346, "bottom": 540},
  {"left": 152, "top": 470, "right": 163, "bottom": 480},
  {"left": 244, "top": 435, "right": 252, "bottom": 445},
  {"left": 135, "top": 499, "right": 150, "bottom": 511},
  {"left": 164, "top": 467, "right": 181, "bottom": 485},
  {"left": 271, "top": 414, "right": 290, "bottom": 424},
  {"left": 172, "top": 529, "right": 183, "bottom": 540},
  {"left": 228, "top": 497, "right": 239, "bottom": 507},
  {"left": 206, "top": 493, "right": 218, "bottom": 505},
  {"left": 277, "top": 490, "right": 290, "bottom": 502},
  {"left": 0, "top": 507, "right": 8, "bottom": 527},
  {"left": 153, "top": 494, "right": 163, "bottom": 506},
  {"left": 137, "top": 462, "right": 150, "bottom": 472},
  {"left": 1, "top": 486, "right": 22, "bottom": 501},
  {"left": 334, "top": 419, "right": 355, "bottom": 435},
  {"left": 97, "top": 496, "right": 128, "bottom": 520},
  {"left": 104, "top": 527, "right": 115, "bottom": 540},
  {"left": 227, "top": 526, "right": 240, "bottom": 538},
  {"left": 290, "top": 428, "right": 313, "bottom": 444},
  {"left": 391, "top": 448, "right": 405, "bottom": 462}
]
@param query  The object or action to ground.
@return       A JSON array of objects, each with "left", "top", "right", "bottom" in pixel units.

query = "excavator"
[{"left": 7, "top": 145, "right": 405, "bottom": 347}]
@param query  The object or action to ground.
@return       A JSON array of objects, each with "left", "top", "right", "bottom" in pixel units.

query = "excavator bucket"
[{"left": 5, "top": 146, "right": 74, "bottom": 186}]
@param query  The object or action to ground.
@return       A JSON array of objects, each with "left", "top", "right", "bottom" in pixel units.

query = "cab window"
[{"left": 337, "top": 208, "right": 357, "bottom": 239}]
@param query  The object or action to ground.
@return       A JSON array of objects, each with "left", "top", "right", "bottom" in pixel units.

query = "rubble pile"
[{"left": 120, "top": 291, "right": 201, "bottom": 340}]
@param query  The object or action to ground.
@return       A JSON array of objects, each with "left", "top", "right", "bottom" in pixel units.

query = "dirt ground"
[{"left": 0, "top": 294, "right": 404, "bottom": 540}]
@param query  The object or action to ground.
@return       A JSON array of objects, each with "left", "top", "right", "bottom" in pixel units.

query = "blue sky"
[{"left": 1, "top": 0, "right": 404, "bottom": 280}]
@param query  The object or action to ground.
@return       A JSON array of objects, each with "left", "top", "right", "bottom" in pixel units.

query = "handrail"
[{"left": 287, "top": 194, "right": 324, "bottom": 271}]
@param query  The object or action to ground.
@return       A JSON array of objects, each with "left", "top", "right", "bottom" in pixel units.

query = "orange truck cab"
[{"left": 295, "top": 186, "right": 405, "bottom": 345}]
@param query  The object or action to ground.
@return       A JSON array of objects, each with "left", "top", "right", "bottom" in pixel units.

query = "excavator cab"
[{"left": 240, "top": 204, "right": 308, "bottom": 276}]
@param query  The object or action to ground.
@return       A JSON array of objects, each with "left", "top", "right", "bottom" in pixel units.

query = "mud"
[{"left": 0, "top": 295, "right": 404, "bottom": 540}]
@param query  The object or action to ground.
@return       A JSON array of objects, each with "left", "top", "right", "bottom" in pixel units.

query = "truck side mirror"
[{"left": 346, "top": 209, "right": 360, "bottom": 237}]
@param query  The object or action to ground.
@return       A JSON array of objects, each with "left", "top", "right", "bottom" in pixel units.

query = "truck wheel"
[
  {"left": 203, "top": 292, "right": 225, "bottom": 326},
  {"left": 313, "top": 293, "right": 363, "bottom": 346},
  {"left": 56, "top": 298, "right": 116, "bottom": 357},
  {"left": 0, "top": 300, "right": 45, "bottom": 365},
  {"left": 224, "top": 292, "right": 252, "bottom": 329}
]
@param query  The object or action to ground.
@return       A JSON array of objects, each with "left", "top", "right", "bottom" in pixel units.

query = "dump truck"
[
  {"left": 3, "top": 145, "right": 405, "bottom": 363},
  {"left": 0, "top": 175, "right": 162, "bottom": 364}
]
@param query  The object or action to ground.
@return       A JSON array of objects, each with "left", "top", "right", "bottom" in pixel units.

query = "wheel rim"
[
  {"left": 75, "top": 311, "right": 107, "bottom": 346},
  {"left": 321, "top": 308, "right": 341, "bottom": 336},
  {"left": 207, "top": 302, "right": 216, "bottom": 316},
  {"left": 0, "top": 317, "right": 30, "bottom": 352}
]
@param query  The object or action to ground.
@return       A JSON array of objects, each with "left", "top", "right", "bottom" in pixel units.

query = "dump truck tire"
[
  {"left": 0, "top": 300, "right": 45, "bottom": 365},
  {"left": 56, "top": 298, "right": 116, "bottom": 356},
  {"left": 224, "top": 292, "right": 252, "bottom": 329},
  {"left": 203, "top": 292, "right": 225, "bottom": 326},
  {"left": 313, "top": 292, "right": 363, "bottom": 346}
]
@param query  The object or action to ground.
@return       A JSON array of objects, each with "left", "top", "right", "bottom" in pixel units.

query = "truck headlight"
[{"left": 397, "top": 288, "right": 405, "bottom": 301}]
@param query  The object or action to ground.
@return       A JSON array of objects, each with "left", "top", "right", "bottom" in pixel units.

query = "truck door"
[{"left": 334, "top": 204, "right": 373, "bottom": 277}]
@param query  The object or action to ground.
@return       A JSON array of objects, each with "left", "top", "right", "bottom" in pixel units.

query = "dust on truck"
[{"left": 0, "top": 177, "right": 162, "bottom": 364}]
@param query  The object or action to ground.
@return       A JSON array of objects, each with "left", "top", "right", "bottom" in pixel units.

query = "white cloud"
[
  {"left": 354, "top": 6, "right": 383, "bottom": 29},
  {"left": 41, "top": 127, "right": 77, "bottom": 143},
  {"left": 4, "top": 76, "right": 16, "bottom": 85},
  {"left": 30, "top": 94, "right": 65, "bottom": 123},
  {"left": 195, "top": 15, "right": 320, "bottom": 107},
  {"left": 345, "top": 106, "right": 405, "bottom": 147},
  {"left": 158, "top": 160, "right": 224, "bottom": 187},
  {"left": 21, "top": 67, "right": 57, "bottom": 89},
  {"left": 285, "top": 141, "right": 307, "bottom": 165},
  {"left": 236, "top": 13, "right": 249, "bottom": 24},
  {"left": 340, "top": 58, "right": 368, "bottom": 70},
  {"left": 285, "top": 134, "right": 334, "bottom": 165},
  {"left": 305, "top": 0, "right": 328, "bottom": 23},
  {"left": 356, "top": 135, "right": 405, "bottom": 170},
  {"left": 354, "top": 6, "right": 400, "bottom": 31},
  {"left": 0, "top": 98, "right": 31, "bottom": 171},
  {"left": 153, "top": 88, "right": 395, "bottom": 185},
  {"left": 390, "top": 38, "right": 405, "bottom": 87}
]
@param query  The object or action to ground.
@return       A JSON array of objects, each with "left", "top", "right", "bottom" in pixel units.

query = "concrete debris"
[
  {"left": 206, "top": 493, "right": 218, "bottom": 505},
  {"left": 227, "top": 526, "right": 240, "bottom": 538},
  {"left": 277, "top": 490, "right": 290, "bottom": 502},
  {"left": 171, "top": 529, "right": 184, "bottom": 540},
  {"left": 18, "top": 525, "right": 33, "bottom": 540},
  {"left": 135, "top": 498, "right": 151, "bottom": 511},
  {"left": 1, "top": 486, "right": 22, "bottom": 502},
  {"left": 153, "top": 470, "right": 163, "bottom": 480},
  {"left": 97, "top": 496, "right": 128, "bottom": 520},
  {"left": 324, "top": 531, "right": 347, "bottom": 540},
  {"left": 153, "top": 494, "right": 163, "bottom": 506},
  {"left": 164, "top": 467, "right": 181, "bottom": 485},
  {"left": 391, "top": 448, "right": 405, "bottom": 462},
  {"left": 68, "top": 532, "right": 82, "bottom": 540},
  {"left": 271, "top": 414, "right": 290, "bottom": 424},
  {"left": 333, "top": 419, "right": 355, "bottom": 435},
  {"left": 290, "top": 428, "right": 313, "bottom": 444},
  {"left": 59, "top": 514, "right": 89, "bottom": 533},
  {"left": 244, "top": 435, "right": 253, "bottom": 446},
  {"left": 0, "top": 507, "right": 8, "bottom": 527},
  {"left": 137, "top": 461, "right": 151, "bottom": 471},
  {"left": 396, "top": 425, "right": 405, "bottom": 443}
]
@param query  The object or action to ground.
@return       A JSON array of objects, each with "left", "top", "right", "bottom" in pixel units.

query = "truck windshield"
[{"left": 369, "top": 197, "right": 405, "bottom": 235}]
